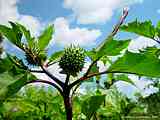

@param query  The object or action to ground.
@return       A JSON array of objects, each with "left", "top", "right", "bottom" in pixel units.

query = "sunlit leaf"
[
  {"left": 96, "top": 37, "right": 130, "bottom": 57},
  {"left": 86, "top": 49, "right": 97, "bottom": 60},
  {"left": 120, "top": 20, "right": 156, "bottom": 39},
  {"left": 108, "top": 48, "right": 160, "bottom": 78},
  {"left": 0, "top": 22, "right": 23, "bottom": 48},
  {"left": 16, "top": 23, "right": 34, "bottom": 48},
  {"left": 38, "top": 25, "right": 54, "bottom": 50}
]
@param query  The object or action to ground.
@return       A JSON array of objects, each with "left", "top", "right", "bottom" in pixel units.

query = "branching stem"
[
  {"left": 29, "top": 69, "right": 44, "bottom": 73},
  {"left": 65, "top": 74, "right": 70, "bottom": 86},
  {"left": 41, "top": 65, "right": 65, "bottom": 88},
  {"left": 70, "top": 70, "right": 144, "bottom": 88}
]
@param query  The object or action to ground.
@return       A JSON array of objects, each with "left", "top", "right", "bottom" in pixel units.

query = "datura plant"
[{"left": 1, "top": 8, "right": 160, "bottom": 120}]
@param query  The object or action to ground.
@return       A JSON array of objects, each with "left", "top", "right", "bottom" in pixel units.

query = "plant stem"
[
  {"left": 69, "top": 70, "right": 144, "bottom": 88},
  {"left": 41, "top": 65, "right": 65, "bottom": 88},
  {"left": 65, "top": 74, "right": 70, "bottom": 85},
  {"left": 29, "top": 69, "right": 44, "bottom": 73},
  {"left": 63, "top": 89, "right": 72, "bottom": 120}
]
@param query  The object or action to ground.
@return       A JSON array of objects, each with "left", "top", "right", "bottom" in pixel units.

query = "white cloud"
[
  {"left": 0, "top": 0, "right": 19, "bottom": 24},
  {"left": 18, "top": 15, "right": 41, "bottom": 36},
  {"left": 115, "top": 75, "right": 158, "bottom": 99},
  {"left": 128, "top": 75, "right": 159, "bottom": 97},
  {"left": 48, "top": 63, "right": 66, "bottom": 82},
  {"left": 32, "top": 64, "right": 66, "bottom": 82},
  {"left": 128, "top": 36, "right": 158, "bottom": 53},
  {"left": 97, "top": 61, "right": 107, "bottom": 72},
  {"left": 63, "top": 0, "right": 144, "bottom": 24},
  {"left": 0, "top": 0, "right": 41, "bottom": 35},
  {"left": 157, "top": 9, "right": 160, "bottom": 14},
  {"left": 53, "top": 17, "right": 101, "bottom": 47},
  {"left": 115, "top": 81, "right": 138, "bottom": 99}
]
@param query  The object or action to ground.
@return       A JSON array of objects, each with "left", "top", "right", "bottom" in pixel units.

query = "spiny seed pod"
[
  {"left": 25, "top": 46, "right": 46, "bottom": 66},
  {"left": 25, "top": 50, "right": 40, "bottom": 66},
  {"left": 59, "top": 45, "right": 85, "bottom": 76}
]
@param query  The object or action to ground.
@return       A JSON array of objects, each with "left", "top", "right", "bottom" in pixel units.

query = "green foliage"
[
  {"left": 0, "top": 57, "right": 13, "bottom": 73},
  {"left": 0, "top": 56, "right": 37, "bottom": 105},
  {"left": 89, "top": 63, "right": 101, "bottom": 82},
  {"left": 16, "top": 23, "right": 34, "bottom": 48},
  {"left": 87, "top": 38, "right": 130, "bottom": 61},
  {"left": 0, "top": 73, "right": 34, "bottom": 99},
  {"left": 0, "top": 33, "right": 3, "bottom": 43},
  {"left": 96, "top": 37, "right": 130, "bottom": 57},
  {"left": 97, "top": 88, "right": 137, "bottom": 119},
  {"left": 0, "top": 22, "right": 23, "bottom": 48},
  {"left": 81, "top": 95, "right": 105, "bottom": 120},
  {"left": 0, "top": 86, "right": 65, "bottom": 120},
  {"left": 0, "top": 70, "right": 36, "bottom": 104},
  {"left": 108, "top": 47, "right": 160, "bottom": 78},
  {"left": 120, "top": 20, "right": 156, "bottom": 39},
  {"left": 139, "top": 91, "right": 160, "bottom": 115},
  {"left": 23, "top": 25, "right": 54, "bottom": 66},
  {"left": 38, "top": 25, "right": 54, "bottom": 50},
  {"left": 8, "top": 55, "right": 27, "bottom": 70}
]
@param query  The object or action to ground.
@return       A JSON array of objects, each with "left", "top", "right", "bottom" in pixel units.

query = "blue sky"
[
  {"left": 17, "top": 0, "right": 160, "bottom": 24},
  {"left": 17, "top": 0, "right": 160, "bottom": 34},
  {"left": 0, "top": 0, "right": 160, "bottom": 97},
  {"left": 1, "top": 0, "right": 160, "bottom": 53},
  {"left": 16, "top": 0, "right": 160, "bottom": 52}
]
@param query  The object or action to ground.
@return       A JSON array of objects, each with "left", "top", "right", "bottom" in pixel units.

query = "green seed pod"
[
  {"left": 25, "top": 51, "right": 40, "bottom": 66},
  {"left": 59, "top": 45, "right": 85, "bottom": 76},
  {"left": 25, "top": 47, "right": 45, "bottom": 66}
]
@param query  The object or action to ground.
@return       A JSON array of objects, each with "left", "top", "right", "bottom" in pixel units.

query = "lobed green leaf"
[
  {"left": 120, "top": 20, "right": 156, "bottom": 39},
  {"left": 38, "top": 25, "right": 54, "bottom": 50},
  {"left": 108, "top": 48, "right": 160, "bottom": 78},
  {"left": 81, "top": 95, "right": 105, "bottom": 119}
]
